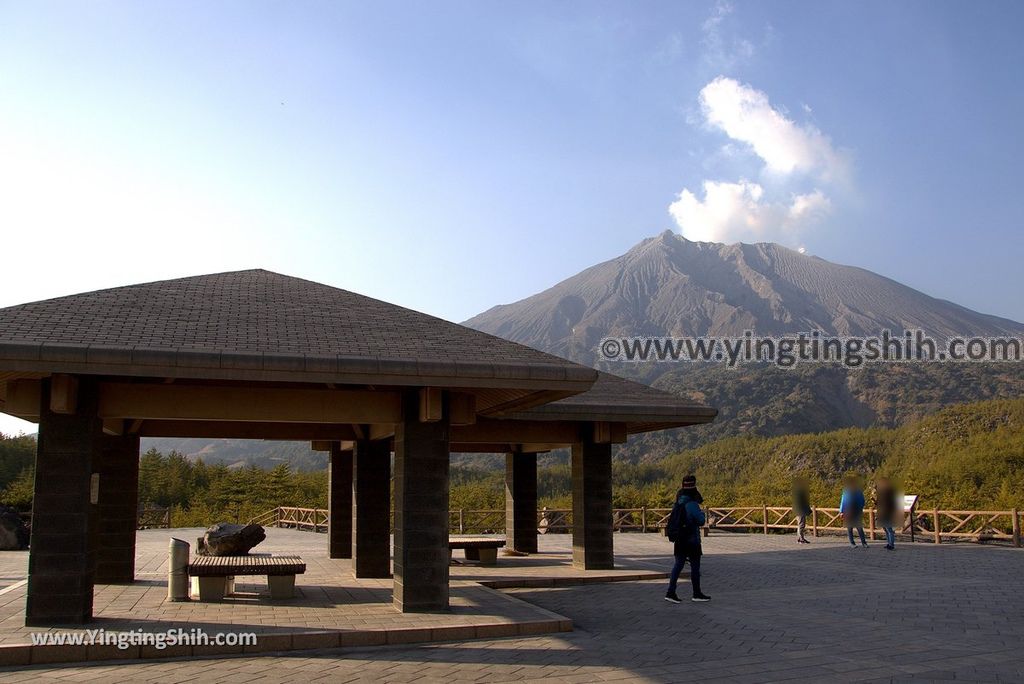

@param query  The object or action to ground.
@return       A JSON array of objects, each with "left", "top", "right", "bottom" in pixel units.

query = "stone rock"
[
  {"left": 0, "top": 506, "right": 30, "bottom": 550},
  {"left": 197, "top": 522, "right": 266, "bottom": 556}
]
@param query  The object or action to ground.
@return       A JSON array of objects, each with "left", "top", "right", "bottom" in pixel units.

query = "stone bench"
[
  {"left": 188, "top": 554, "right": 306, "bottom": 601},
  {"left": 449, "top": 537, "right": 506, "bottom": 566}
]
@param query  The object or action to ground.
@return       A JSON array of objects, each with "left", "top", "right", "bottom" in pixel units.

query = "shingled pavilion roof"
[
  {"left": 0, "top": 270, "right": 717, "bottom": 432},
  {"left": 503, "top": 371, "right": 717, "bottom": 433},
  {"left": 0, "top": 270, "right": 598, "bottom": 414}
]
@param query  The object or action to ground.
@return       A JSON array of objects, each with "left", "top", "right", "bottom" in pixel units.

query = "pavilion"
[{"left": 0, "top": 270, "right": 714, "bottom": 626}]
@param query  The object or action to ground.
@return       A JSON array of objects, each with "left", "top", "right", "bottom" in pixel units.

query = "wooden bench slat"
[
  {"left": 448, "top": 537, "right": 505, "bottom": 549},
  {"left": 189, "top": 555, "right": 306, "bottom": 576}
]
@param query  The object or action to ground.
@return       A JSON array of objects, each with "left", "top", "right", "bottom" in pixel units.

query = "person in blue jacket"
[
  {"left": 665, "top": 474, "right": 711, "bottom": 603},
  {"left": 840, "top": 475, "right": 868, "bottom": 547}
]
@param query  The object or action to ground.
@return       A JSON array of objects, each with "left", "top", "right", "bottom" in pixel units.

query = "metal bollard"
[{"left": 168, "top": 537, "right": 191, "bottom": 602}]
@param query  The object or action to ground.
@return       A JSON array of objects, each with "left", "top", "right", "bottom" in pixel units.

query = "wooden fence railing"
[
  {"left": 249, "top": 505, "right": 1023, "bottom": 547},
  {"left": 137, "top": 506, "right": 172, "bottom": 529},
  {"left": 703, "top": 506, "right": 1022, "bottom": 547},
  {"left": 249, "top": 506, "right": 328, "bottom": 532}
]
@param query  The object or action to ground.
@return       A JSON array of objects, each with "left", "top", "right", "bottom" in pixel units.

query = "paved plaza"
[
  {"left": 2, "top": 531, "right": 1023, "bottom": 682},
  {"left": 0, "top": 528, "right": 670, "bottom": 656}
]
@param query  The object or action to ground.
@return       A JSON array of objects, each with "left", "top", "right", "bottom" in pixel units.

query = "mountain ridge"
[
  {"left": 465, "top": 231, "right": 1024, "bottom": 461},
  {"left": 465, "top": 231, "right": 1023, "bottom": 365}
]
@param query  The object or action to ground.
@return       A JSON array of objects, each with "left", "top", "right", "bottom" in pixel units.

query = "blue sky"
[{"left": 1, "top": 1, "right": 1023, "bottom": 434}]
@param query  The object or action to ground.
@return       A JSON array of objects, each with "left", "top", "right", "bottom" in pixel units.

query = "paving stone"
[{"left": 0, "top": 531, "right": 1022, "bottom": 682}]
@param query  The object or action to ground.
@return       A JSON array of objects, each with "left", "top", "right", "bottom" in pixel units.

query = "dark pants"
[{"left": 668, "top": 546, "right": 701, "bottom": 597}]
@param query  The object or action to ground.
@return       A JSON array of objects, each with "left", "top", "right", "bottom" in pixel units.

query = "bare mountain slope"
[{"left": 466, "top": 231, "right": 1022, "bottom": 363}]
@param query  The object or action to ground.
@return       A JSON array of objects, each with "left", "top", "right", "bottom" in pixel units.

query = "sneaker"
[
  {"left": 692, "top": 594, "right": 712, "bottom": 602},
  {"left": 664, "top": 593, "right": 681, "bottom": 604},
  {"left": 861, "top": 542, "right": 869, "bottom": 548},
  {"left": 850, "top": 544, "right": 858, "bottom": 548}
]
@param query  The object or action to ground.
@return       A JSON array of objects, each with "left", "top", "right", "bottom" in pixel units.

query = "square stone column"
[
  {"left": 352, "top": 438, "right": 391, "bottom": 578},
  {"left": 393, "top": 390, "right": 450, "bottom": 612},
  {"left": 94, "top": 433, "right": 141, "bottom": 584},
  {"left": 505, "top": 451, "right": 538, "bottom": 553},
  {"left": 328, "top": 443, "right": 353, "bottom": 559},
  {"left": 26, "top": 376, "right": 102, "bottom": 625},
  {"left": 571, "top": 435, "right": 614, "bottom": 570}
]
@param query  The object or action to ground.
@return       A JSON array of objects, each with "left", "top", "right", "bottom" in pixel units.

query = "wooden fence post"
[
  {"left": 868, "top": 510, "right": 876, "bottom": 541},
  {"left": 933, "top": 509, "right": 941, "bottom": 544},
  {"left": 641, "top": 506, "right": 648, "bottom": 533},
  {"left": 762, "top": 504, "right": 769, "bottom": 535},
  {"left": 1013, "top": 509, "right": 1021, "bottom": 548},
  {"left": 459, "top": 509, "right": 465, "bottom": 534},
  {"left": 812, "top": 508, "right": 819, "bottom": 538}
]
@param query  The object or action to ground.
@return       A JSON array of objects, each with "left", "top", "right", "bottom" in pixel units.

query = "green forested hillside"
[
  {"left": 617, "top": 362, "right": 1024, "bottom": 461},
  {"left": 450, "top": 397, "right": 1024, "bottom": 511}
]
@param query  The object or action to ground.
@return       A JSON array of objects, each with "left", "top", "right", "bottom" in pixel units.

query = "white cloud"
[
  {"left": 787, "top": 189, "right": 831, "bottom": 223},
  {"left": 667, "top": 75, "right": 850, "bottom": 246},
  {"left": 701, "top": 1, "right": 755, "bottom": 71},
  {"left": 699, "top": 76, "right": 843, "bottom": 180},
  {"left": 668, "top": 180, "right": 831, "bottom": 244}
]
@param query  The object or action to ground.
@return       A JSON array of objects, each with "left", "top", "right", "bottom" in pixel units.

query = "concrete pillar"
[
  {"left": 94, "top": 434, "right": 140, "bottom": 584},
  {"left": 393, "top": 390, "right": 450, "bottom": 612},
  {"left": 505, "top": 451, "right": 538, "bottom": 554},
  {"left": 571, "top": 434, "right": 614, "bottom": 570},
  {"left": 26, "top": 376, "right": 102, "bottom": 625},
  {"left": 352, "top": 439, "right": 391, "bottom": 578},
  {"left": 328, "top": 443, "right": 353, "bottom": 559}
]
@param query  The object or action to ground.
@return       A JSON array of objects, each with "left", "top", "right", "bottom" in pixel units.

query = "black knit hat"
[{"left": 682, "top": 474, "right": 697, "bottom": 487}]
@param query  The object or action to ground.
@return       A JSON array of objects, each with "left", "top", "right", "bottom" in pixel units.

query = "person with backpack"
[
  {"left": 665, "top": 474, "right": 711, "bottom": 604},
  {"left": 793, "top": 476, "right": 812, "bottom": 544},
  {"left": 874, "top": 477, "right": 900, "bottom": 550},
  {"left": 840, "top": 475, "right": 868, "bottom": 548}
]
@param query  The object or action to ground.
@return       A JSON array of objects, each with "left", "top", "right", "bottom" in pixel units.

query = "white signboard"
[{"left": 903, "top": 494, "right": 918, "bottom": 512}]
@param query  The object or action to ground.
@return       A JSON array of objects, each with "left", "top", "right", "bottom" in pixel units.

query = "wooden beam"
[
  {"left": 450, "top": 392, "right": 477, "bottom": 426},
  {"left": 518, "top": 443, "right": 560, "bottom": 453},
  {"left": 419, "top": 387, "right": 443, "bottom": 422},
  {"left": 369, "top": 423, "right": 395, "bottom": 441},
  {"left": 49, "top": 374, "right": 79, "bottom": 414},
  {"left": 592, "top": 421, "right": 627, "bottom": 444},
  {"left": 451, "top": 418, "right": 581, "bottom": 445},
  {"left": 310, "top": 440, "right": 335, "bottom": 452},
  {"left": 448, "top": 442, "right": 557, "bottom": 454},
  {"left": 477, "top": 389, "right": 580, "bottom": 417},
  {"left": 98, "top": 383, "right": 402, "bottom": 424},
  {"left": 102, "top": 419, "right": 125, "bottom": 436},
  {"left": 4, "top": 379, "right": 41, "bottom": 420},
  {"left": 137, "top": 420, "right": 359, "bottom": 440}
]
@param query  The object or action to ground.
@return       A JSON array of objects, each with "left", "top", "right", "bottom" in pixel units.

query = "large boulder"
[
  {"left": 197, "top": 523, "right": 266, "bottom": 556},
  {"left": 0, "top": 506, "right": 30, "bottom": 550}
]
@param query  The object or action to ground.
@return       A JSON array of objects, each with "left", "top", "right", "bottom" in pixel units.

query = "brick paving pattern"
[{"left": 2, "top": 532, "right": 1023, "bottom": 682}]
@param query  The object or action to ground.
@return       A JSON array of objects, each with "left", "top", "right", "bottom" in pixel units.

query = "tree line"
[{"left": 2, "top": 396, "right": 1023, "bottom": 523}]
